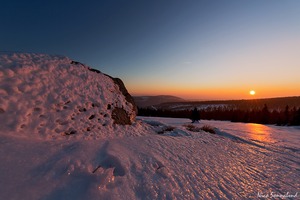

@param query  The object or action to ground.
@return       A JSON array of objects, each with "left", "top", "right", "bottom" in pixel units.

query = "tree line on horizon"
[{"left": 138, "top": 104, "right": 300, "bottom": 126}]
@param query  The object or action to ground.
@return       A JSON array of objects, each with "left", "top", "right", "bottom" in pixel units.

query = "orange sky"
[
  {"left": 127, "top": 81, "right": 300, "bottom": 100},
  {"left": 119, "top": 2, "right": 300, "bottom": 100}
]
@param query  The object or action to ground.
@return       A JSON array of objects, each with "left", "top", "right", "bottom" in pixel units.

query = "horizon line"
[{"left": 132, "top": 94, "right": 300, "bottom": 102}]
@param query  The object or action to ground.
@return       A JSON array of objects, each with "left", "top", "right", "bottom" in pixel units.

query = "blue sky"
[{"left": 1, "top": 0, "right": 300, "bottom": 99}]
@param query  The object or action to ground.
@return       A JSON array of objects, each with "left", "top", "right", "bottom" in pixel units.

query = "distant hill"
[
  {"left": 134, "top": 95, "right": 185, "bottom": 108},
  {"left": 153, "top": 96, "right": 300, "bottom": 111}
]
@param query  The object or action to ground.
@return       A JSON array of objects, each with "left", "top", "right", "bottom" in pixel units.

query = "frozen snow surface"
[{"left": 1, "top": 53, "right": 299, "bottom": 199}]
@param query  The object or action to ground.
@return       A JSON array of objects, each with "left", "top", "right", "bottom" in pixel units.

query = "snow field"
[{"left": 1, "top": 117, "right": 299, "bottom": 199}]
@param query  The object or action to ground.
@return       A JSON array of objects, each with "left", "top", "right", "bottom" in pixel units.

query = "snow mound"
[{"left": 0, "top": 53, "right": 139, "bottom": 139}]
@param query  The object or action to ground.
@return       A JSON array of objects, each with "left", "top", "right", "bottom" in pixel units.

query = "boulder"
[{"left": 0, "top": 53, "right": 137, "bottom": 137}]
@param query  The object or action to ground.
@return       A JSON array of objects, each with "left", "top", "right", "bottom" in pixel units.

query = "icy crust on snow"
[
  {"left": 0, "top": 117, "right": 299, "bottom": 200},
  {"left": 0, "top": 53, "right": 138, "bottom": 139}
]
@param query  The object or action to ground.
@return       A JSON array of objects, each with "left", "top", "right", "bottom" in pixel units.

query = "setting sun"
[{"left": 250, "top": 90, "right": 256, "bottom": 95}]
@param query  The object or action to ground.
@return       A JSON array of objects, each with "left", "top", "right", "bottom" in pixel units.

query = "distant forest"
[{"left": 138, "top": 97, "right": 300, "bottom": 126}]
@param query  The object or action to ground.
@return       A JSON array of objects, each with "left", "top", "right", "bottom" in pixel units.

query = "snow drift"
[{"left": 0, "top": 53, "right": 137, "bottom": 139}]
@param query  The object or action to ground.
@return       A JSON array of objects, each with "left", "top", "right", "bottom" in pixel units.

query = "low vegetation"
[
  {"left": 183, "top": 124, "right": 216, "bottom": 134},
  {"left": 200, "top": 125, "right": 216, "bottom": 134},
  {"left": 183, "top": 124, "right": 202, "bottom": 132}
]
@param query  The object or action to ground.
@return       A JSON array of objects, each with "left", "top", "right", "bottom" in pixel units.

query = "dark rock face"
[
  {"left": 102, "top": 73, "right": 137, "bottom": 122},
  {"left": 112, "top": 108, "right": 131, "bottom": 125},
  {"left": 70, "top": 60, "right": 85, "bottom": 67},
  {"left": 0, "top": 108, "right": 5, "bottom": 113},
  {"left": 87, "top": 67, "right": 102, "bottom": 74},
  {"left": 109, "top": 77, "right": 138, "bottom": 115},
  {"left": 86, "top": 67, "right": 137, "bottom": 124},
  {"left": 86, "top": 67, "right": 137, "bottom": 112}
]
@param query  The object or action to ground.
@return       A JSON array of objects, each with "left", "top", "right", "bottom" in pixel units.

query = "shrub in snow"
[
  {"left": 200, "top": 125, "right": 216, "bottom": 134},
  {"left": 184, "top": 124, "right": 216, "bottom": 134},
  {"left": 183, "top": 124, "right": 202, "bottom": 132}
]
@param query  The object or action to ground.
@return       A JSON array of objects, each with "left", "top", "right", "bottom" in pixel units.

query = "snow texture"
[
  {"left": 0, "top": 53, "right": 137, "bottom": 139},
  {"left": 0, "top": 53, "right": 299, "bottom": 200}
]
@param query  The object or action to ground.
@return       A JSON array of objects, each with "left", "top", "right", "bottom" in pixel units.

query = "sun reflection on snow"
[{"left": 245, "top": 123, "right": 274, "bottom": 143}]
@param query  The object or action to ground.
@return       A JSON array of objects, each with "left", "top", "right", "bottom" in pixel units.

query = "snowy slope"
[
  {"left": 0, "top": 53, "right": 299, "bottom": 199},
  {"left": 0, "top": 53, "right": 137, "bottom": 139}
]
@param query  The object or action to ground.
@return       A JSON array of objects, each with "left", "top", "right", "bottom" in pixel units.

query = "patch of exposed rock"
[{"left": 112, "top": 107, "right": 132, "bottom": 125}]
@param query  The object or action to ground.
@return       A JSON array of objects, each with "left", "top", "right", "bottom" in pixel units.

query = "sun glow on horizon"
[
  {"left": 250, "top": 90, "right": 256, "bottom": 96},
  {"left": 126, "top": 75, "right": 300, "bottom": 100}
]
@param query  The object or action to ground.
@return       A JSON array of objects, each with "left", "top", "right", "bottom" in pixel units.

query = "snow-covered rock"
[{"left": 0, "top": 53, "right": 137, "bottom": 139}]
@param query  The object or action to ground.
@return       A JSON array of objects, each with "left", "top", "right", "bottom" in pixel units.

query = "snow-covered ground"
[
  {"left": 1, "top": 117, "right": 299, "bottom": 199},
  {"left": 1, "top": 53, "right": 299, "bottom": 199},
  {"left": 142, "top": 117, "right": 300, "bottom": 150}
]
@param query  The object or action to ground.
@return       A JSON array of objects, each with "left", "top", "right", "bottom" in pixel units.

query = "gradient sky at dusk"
[{"left": 1, "top": 0, "right": 300, "bottom": 100}]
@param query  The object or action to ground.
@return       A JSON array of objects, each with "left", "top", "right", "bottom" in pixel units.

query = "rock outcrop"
[{"left": 0, "top": 53, "right": 137, "bottom": 138}]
